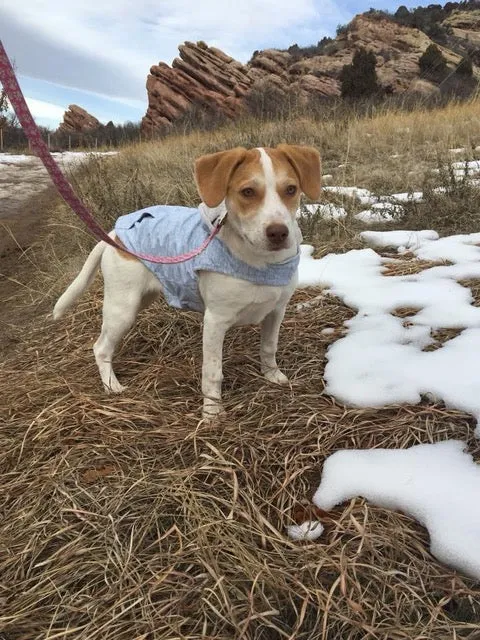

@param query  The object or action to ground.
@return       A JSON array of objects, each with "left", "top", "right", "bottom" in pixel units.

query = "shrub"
[
  {"left": 456, "top": 56, "right": 473, "bottom": 77},
  {"left": 419, "top": 44, "right": 448, "bottom": 80},
  {"left": 340, "top": 48, "right": 381, "bottom": 100}
]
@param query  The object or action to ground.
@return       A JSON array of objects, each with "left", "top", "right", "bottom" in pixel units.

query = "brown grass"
[
  {"left": 459, "top": 279, "right": 480, "bottom": 307},
  {"left": 2, "top": 98, "right": 480, "bottom": 639},
  {"left": 382, "top": 258, "right": 451, "bottom": 277},
  {"left": 1, "top": 284, "right": 479, "bottom": 640}
]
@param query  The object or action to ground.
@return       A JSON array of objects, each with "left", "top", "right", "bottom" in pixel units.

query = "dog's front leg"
[
  {"left": 260, "top": 305, "right": 289, "bottom": 385},
  {"left": 202, "top": 310, "right": 228, "bottom": 419}
]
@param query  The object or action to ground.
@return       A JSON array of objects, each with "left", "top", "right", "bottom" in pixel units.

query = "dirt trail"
[
  {"left": 0, "top": 156, "right": 51, "bottom": 256},
  {"left": 0, "top": 157, "right": 57, "bottom": 357}
]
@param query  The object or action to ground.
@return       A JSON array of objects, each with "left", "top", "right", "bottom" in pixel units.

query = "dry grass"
[
  {"left": 45, "top": 97, "right": 480, "bottom": 260},
  {"left": 2, "top": 98, "right": 480, "bottom": 639},
  {"left": 382, "top": 258, "right": 451, "bottom": 277},
  {"left": 2, "top": 286, "right": 480, "bottom": 640},
  {"left": 459, "top": 279, "right": 480, "bottom": 307}
]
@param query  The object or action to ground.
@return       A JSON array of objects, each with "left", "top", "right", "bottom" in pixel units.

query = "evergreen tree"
[
  {"left": 419, "top": 44, "right": 448, "bottom": 79},
  {"left": 340, "top": 47, "right": 380, "bottom": 99}
]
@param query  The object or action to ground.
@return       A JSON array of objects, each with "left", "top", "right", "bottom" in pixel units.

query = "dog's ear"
[
  {"left": 276, "top": 144, "right": 322, "bottom": 201},
  {"left": 195, "top": 147, "right": 247, "bottom": 207}
]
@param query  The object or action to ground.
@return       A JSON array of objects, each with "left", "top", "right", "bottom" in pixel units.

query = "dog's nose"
[{"left": 266, "top": 223, "right": 289, "bottom": 246}]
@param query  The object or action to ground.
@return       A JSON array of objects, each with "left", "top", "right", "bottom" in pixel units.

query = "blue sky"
[{"left": 1, "top": 0, "right": 430, "bottom": 129}]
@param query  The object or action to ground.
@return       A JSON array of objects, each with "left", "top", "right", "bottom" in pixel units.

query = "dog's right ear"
[{"left": 194, "top": 147, "right": 247, "bottom": 208}]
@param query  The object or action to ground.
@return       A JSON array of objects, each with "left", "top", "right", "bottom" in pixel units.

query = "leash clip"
[{"left": 215, "top": 211, "right": 228, "bottom": 228}]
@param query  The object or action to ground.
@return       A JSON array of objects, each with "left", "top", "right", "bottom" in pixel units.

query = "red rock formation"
[
  {"left": 58, "top": 105, "right": 101, "bottom": 133},
  {"left": 142, "top": 14, "right": 479, "bottom": 134},
  {"left": 141, "top": 41, "right": 252, "bottom": 134}
]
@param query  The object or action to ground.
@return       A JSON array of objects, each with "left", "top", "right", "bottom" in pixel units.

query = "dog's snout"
[{"left": 266, "top": 223, "right": 289, "bottom": 246}]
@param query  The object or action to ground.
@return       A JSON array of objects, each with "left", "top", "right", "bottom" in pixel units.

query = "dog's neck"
[{"left": 199, "top": 202, "right": 300, "bottom": 268}]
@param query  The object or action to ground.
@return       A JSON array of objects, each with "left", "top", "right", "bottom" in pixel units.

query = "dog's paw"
[
  {"left": 104, "top": 380, "right": 127, "bottom": 394},
  {"left": 264, "top": 368, "right": 289, "bottom": 385},
  {"left": 202, "top": 399, "right": 225, "bottom": 422}
]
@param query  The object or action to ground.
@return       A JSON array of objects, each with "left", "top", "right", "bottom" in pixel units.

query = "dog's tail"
[{"left": 53, "top": 240, "right": 106, "bottom": 319}]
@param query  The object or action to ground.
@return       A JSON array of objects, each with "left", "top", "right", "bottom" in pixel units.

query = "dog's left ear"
[
  {"left": 195, "top": 147, "right": 247, "bottom": 207},
  {"left": 277, "top": 144, "right": 322, "bottom": 200}
]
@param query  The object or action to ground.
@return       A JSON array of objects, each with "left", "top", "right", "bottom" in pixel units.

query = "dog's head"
[{"left": 194, "top": 145, "right": 321, "bottom": 254}]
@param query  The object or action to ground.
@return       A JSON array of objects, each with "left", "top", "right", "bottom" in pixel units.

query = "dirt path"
[
  {"left": 0, "top": 157, "right": 56, "bottom": 357},
  {"left": 0, "top": 156, "right": 51, "bottom": 256},
  {"left": 0, "top": 152, "right": 117, "bottom": 357}
]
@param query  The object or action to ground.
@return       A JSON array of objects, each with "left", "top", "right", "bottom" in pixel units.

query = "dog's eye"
[
  {"left": 286, "top": 185, "right": 297, "bottom": 196},
  {"left": 241, "top": 187, "right": 255, "bottom": 198}
]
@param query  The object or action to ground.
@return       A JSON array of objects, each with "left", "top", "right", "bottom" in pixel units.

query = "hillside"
[{"left": 142, "top": 6, "right": 480, "bottom": 133}]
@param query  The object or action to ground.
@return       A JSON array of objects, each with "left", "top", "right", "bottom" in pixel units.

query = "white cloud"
[
  {"left": 1, "top": 0, "right": 347, "bottom": 100},
  {"left": 24, "top": 97, "right": 65, "bottom": 122}
]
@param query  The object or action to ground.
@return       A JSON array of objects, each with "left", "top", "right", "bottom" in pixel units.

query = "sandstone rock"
[
  {"left": 142, "top": 12, "right": 480, "bottom": 133},
  {"left": 291, "top": 73, "right": 341, "bottom": 99},
  {"left": 58, "top": 105, "right": 101, "bottom": 133},
  {"left": 249, "top": 49, "right": 292, "bottom": 76},
  {"left": 141, "top": 41, "right": 252, "bottom": 134}
]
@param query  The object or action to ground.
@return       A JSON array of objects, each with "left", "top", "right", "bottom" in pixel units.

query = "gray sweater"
[{"left": 115, "top": 205, "right": 299, "bottom": 312}]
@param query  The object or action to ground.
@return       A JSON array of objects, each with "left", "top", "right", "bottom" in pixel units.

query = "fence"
[{"left": 0, "top": 123, "right": 148, "bottom": 153}]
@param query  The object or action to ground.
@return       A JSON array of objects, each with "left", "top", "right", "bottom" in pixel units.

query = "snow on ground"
[
  {"left": 388, "top": 191, "right": 424, "bottom": 203},
  {"left": 0, "top": 151, "right": 117, "bottom": 167},
  {"left": 320, "top": 157, "right": 480, "bottom": 226},
  {"left": 295, "top": 440, "right": 480, "bottom": 579},
  {"left": 297, "top": 229, "right": 480, "bottom": 432},
  {"left": 354, "top": 201, "right": 404, "bottom": 224},
  {"left": 299, "top": 203, "right": 347, "bottom": 220},
  {"left": 0, "top": 154, "right": 36, "bottom": 164},
  {"left": 451, "top": 160, "right": 480, "bottom": 178},
  {"left": 360, "top": 229, "right": 439, "bottom": 251},
  {"left": 323, "top": 186, "right": 377, "bottom": 206}
]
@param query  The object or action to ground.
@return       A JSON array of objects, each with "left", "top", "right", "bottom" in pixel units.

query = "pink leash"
[{"left": 0, "top": 40, "right": 222, "bottom": 264}]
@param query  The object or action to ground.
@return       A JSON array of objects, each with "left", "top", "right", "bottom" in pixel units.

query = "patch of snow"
[
  {"left": 452, "top": 160, "right": 480, "bottom": 173},
  {"left": 300, "top": 203, "right": 347, "bottom": 220},
  {"left": 323, "top": 186, "right": 377, "bottom": 206},
  {"left": 0, "top": 151, "right": 118, "bottom": 168},
  {"left": 287, "top": 520, "right": 324, "bottom": 541},
  {"left": 52, "top": 151, "right": 118, "bottom": 165},
  {"left": 413, "top": 233, "right": 480, "bottom": 263},
  {"left": 355, "top": 202, "right": 403, "bottom": 224},
  {"left": 0, "top": 154, "right": 36, "bottom": 165},
  {"left": 312, "top": 440, "right": 480, "bottom": 579},
  {"left": 360, "top": 229, "right": 439, "bottom": 250},
  {"left": 388, "top": 191, "right": 424, "bottom": 203},
  {"left": 297, "top": 229, "right": 480, "bottom": 430}
]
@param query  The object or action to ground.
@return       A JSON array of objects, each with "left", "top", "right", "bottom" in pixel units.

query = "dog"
[{"left": 53, "top": 144, "right": 321, "bottom": 418}]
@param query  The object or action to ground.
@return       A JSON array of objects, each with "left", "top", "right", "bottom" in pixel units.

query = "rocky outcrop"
[
  {"left": 58, "top": 105, "right": 101, "bottom": 133},
  {"left": 142, "top": 13, "right": 480, "bottom": 133},
  {"left": 290, "top": 15, "right": 440, "bottom": 95},
  {"left": 141, "top": 41, "right": 252, "bottom": 133},
  {"left": 443, "top": 9, "right": 480, "bottom": 44}
]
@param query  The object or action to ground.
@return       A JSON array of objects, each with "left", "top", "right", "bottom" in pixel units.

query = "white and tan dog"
[{"left": 53, "top": 144, "right": 321, "bottom": 418}]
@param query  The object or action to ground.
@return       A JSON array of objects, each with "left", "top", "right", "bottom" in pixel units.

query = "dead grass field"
[{"left": 1, "top": 98, "right": 480, "bottom": 639}]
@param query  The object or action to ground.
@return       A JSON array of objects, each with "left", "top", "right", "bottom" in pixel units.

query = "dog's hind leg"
[
  {"left": 93, "top": 288, "right": 142, "bottom": 393},
  {"left": 93, "top": 251, "right": 160, "bottom": 393}
]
